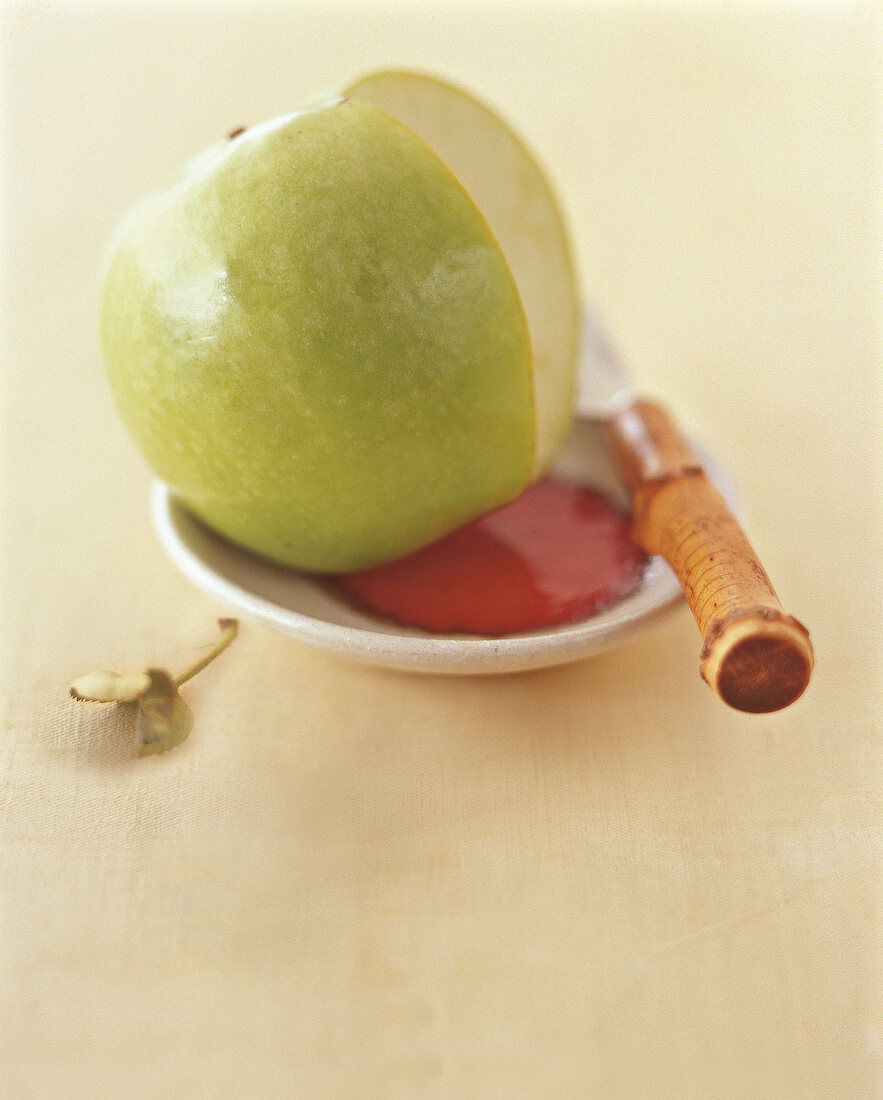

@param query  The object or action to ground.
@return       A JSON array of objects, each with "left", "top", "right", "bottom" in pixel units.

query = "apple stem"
[{"left": 173, "top": 618, "right": 239, "bottom": 688}]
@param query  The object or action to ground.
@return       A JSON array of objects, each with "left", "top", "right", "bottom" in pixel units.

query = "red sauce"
[{"left": 336, "top": 479, "right": 646, "bottom": 635}]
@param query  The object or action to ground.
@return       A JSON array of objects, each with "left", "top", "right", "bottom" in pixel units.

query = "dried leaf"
[
  {"left": 67, "top": 619, "right": 238, "bottom": 759},
  {"left": 70, "top": 668, "right": 151, "bottom": 703},
  {"left": 134, "top": 669, "right": 194, "bottom": 757}
]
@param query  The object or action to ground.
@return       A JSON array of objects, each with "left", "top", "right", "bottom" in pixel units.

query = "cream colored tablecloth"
[{"left": 2, "top": 3, "right": 880, "bottom": 1096}]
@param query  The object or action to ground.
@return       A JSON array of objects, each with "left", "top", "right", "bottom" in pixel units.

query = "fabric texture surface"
[{"left": 1, "top": 4, "right": 880, "bottom": 1096}]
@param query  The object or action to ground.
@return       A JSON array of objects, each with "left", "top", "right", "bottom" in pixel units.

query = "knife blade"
[{"left": 576, "top": 307, "right": 638, "bottom": 421}]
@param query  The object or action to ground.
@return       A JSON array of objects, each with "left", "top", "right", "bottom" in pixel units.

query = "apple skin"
[{"left": 101, "top": 97, "right": 535, "bottom": 572}]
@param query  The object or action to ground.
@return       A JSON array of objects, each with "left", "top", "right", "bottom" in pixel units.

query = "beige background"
[{"left": 1, "top": 2, "right": 880, "bottom": 1097}]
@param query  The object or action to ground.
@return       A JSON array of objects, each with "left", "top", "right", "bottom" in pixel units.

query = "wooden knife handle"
[{"left": 606, "top": 399, "right": 813, "bottom": 713}]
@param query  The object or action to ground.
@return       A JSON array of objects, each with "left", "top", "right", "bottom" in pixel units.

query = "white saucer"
[{"left": 150, "top": 416, "right": 737, "bottom": 675}]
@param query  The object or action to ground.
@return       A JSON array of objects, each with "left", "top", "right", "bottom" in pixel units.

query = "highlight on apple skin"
[{"left": 100, "top": 72, "right": 580, "bottom": 572}]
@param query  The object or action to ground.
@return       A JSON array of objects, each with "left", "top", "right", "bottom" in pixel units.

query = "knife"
[{"left": 577, "top": 310, "right": 813, "bottom": 713}]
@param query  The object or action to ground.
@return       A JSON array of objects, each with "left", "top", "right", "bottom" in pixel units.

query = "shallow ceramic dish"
[{"left": 151, "top": 411, "right": 737, "bottom": 675}]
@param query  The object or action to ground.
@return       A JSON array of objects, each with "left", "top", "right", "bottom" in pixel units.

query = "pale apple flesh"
[{"left": 101, "top": 98, "right": 536, "bottom": 572}]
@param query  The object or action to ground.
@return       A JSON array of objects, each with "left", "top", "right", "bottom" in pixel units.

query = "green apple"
[{"left": 101, "top": 73, "right": 579, "bottom": 572}]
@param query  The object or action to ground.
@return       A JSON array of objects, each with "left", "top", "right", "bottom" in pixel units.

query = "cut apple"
[
  {"left": 345, "top": 70, "right": 581, "bottom": 476},
  {"left": 100, "top": 75, "right": 580, "bottom": 572}
]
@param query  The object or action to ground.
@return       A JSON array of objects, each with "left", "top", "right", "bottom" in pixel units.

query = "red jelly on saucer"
[{"left": 337, "top": 479, "right": 646, "bottom": 635}]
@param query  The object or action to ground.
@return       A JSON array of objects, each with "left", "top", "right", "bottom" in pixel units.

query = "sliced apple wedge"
[{"left": 345, "top": 69, "right": 581, "bottom": 475}]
